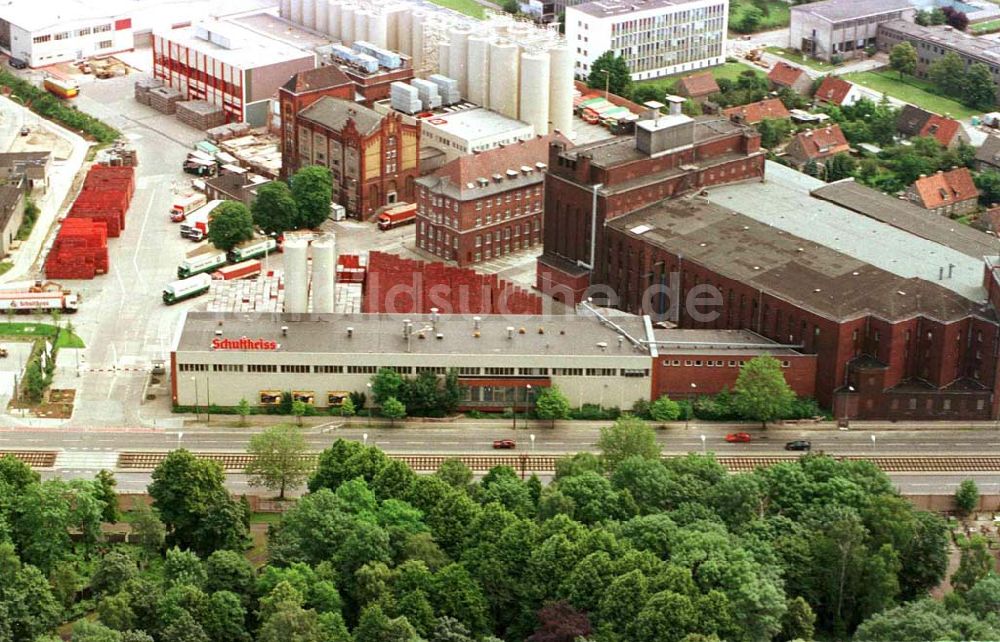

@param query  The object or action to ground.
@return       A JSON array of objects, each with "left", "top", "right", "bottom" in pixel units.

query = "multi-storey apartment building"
[
  {"left": 565, "top": 0, "right": 728, "bottom": 81},
  {"left": 414, "top": 134, "right": 567, "bottom": 266},
  {"left": 790, "top": 0, "right": 913, "bottom": 63}
]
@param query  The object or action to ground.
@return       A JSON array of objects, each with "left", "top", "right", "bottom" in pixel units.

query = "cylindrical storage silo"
[
  {"left": 290, "top": 0, "right": 304, "bottom": 25},
  {"left": 315, "top": 0, "right": 328, "bottom": 35},
  {"left": 307, "top": 0, "right": 320, "bottom": 30},
  {"left": 341, "top": 5, "right": 355, "bottom": 44},
  {"left": 448, "top": 28, "right": 471, "bottom": 97},
  {"left": 547, "top": 44, "right": 573, "bottom": 137},
  {"left": 283, "top": 238, "right": 309, "bottom": 314},
  {"left": 354, "top": 10, "right": 369, "bottom": 46},
  {"left": 369, "top": 12, "right": 388, "bottom": 48},
  {"left": 386, "top": 7, "right": 400, "bottom": 51},
  {"left": 519, "top": 51, "right": 550, "bottom": 134},
  {"left": 489, "top": 41, "right": 520, "bottom": 120},
  {"left": 438, "top": 42, "right": 451, "bottom": 77},
  {"left": 466, "top": 35, "right": 490, "bottom": 107},
  {"left": 280, "top": 0, "right": 292, "bottom": 19},
  {"left": 327, "top": 1, "right": 342, "bottom": 39},
  {"left": 311, "top": 235, "right": 337, "bottom": 314},
  {"left": 411, "top": 13, "right": 425, "bottom": 71},
  {"left": 398, "top": 11, "right": 412, "bottom": 57}
]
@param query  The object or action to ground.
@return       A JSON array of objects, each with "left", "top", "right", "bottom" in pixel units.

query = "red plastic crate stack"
[
  {"left": 44, "top": 218, "right": 109, "bottom": 279},
  {"left": 66, "top": 165, "right": 135, "bottom": 238},
  {"left": 336, "top": 254, "right": 367, "bottom": 284},
  {"left": 363, "top": 252, "right": 542, "bottom": 315}
]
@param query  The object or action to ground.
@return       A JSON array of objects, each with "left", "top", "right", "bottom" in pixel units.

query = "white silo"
[
  {"left": 311, "top": 235, "right": 337, "bottom": 314},
  {"left": 341, "top": 5, "right": 355, "bottom": 44},
  {"left": 327, "top": 1, "right": 342, "bottom": 39},
  {"left": 385, "top": 6, "right": 401, "bottom": 51},
  {"left": 489, "top": 40, "right": 520, "bottom": 120},
  {"left": 355, "top": 10, "right": 369, "bottom": 46},
  {"left": 448, "top": 28, "right": 471, "bottom": 97},
  {"left": 303, "top": 0, "right": 316, "bottom": 30},
  {"left": 466, "top": 35, "right": 490, "bottom": 107},
  {"left": 316, "top": 0, "right": 328, "bottom": 35},
  {"left": 397, "top": 11, "right": 412, "bottom": 57},
  {"left": 280, "top": 0, "right": 292, "bottom": 19},
  {"left": 519, "top": 51, "right": 550, "bottom": 134},
  {"left": 411, "top": 12, "right": 425, "bottom": 71},
  {"left": 548, "top": 44, "right": 574, "bottom": 137},
  {"left": 283, "top": 238, "right": 310, "bottom": 314},
  {"left": 290, "top": 0, "right": 304, "bottom": 25},
  {"left": 438, "top": 42, "right": 451, "bottom": 77},
  {"left": 369, "top": 12, "right": 388, "bottom": 48}
]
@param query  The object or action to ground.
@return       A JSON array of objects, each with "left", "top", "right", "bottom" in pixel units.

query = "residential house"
[
  {"left": 905, "top": 168, "right": 979, "bottom": 216},
  {"left": 722, "top": 98, "right": 791, "bottom": 125},
  {"left": 785, "top": 124, "right": 850, "bottom": 167},
  {"left": 768, "top": 61, "right": 812, "bottom": 95},
  {"left": 813, "top": 76, "right": 862, "bottom": 107},
  {"left": 975, "top": 135, "right": 1000, "bottom": 172},
  {"left": 674, "top": 72, "right": 719, "bottom": 103},
  {"left": 897, "top": 105, "right": 968, "bottom": 148}
]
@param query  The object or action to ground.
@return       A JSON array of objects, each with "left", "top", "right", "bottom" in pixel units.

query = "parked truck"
[
  {"left": 180, "top": 200, "right": 224, "bottom": 241},
  {"left": 212, "top": 259, "right": 261, "bottom": 281},
  {"left": 162, "top": 273, "right": 212, "bottom": 305},
  {"left": 0, "top": 289, "right": 80, "bottom": 313},
  {"left": 376, "top": 203, "right": 418, "bottom": 231},
  {"left": 43, "top": 77, "right": 79, "bottom": 99},
  {"left": 177, "top": 245, "right": 227, "bottom": 278},
  {"left": 226, "top": 237, "right": 277, "bottom": 263},
  {"left": 170, "top": 193, "right": 208, "bottom": 222}
]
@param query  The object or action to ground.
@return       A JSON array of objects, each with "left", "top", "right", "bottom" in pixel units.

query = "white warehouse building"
[
  {"left": 566, "top": 0, "right": 729, "bottom": 81},
  {"left": 0, "top": 0, "right": 134, "bottom": 68}
]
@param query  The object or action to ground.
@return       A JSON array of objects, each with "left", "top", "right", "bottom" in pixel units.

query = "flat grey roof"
[
  {"left": 652, "top": 329, "right": 804, "bottom": 356},
  {"left": 791, "top": 0, "right": 911, "bottom": 23},
  {"left": 879, "top": 20, "right": 1000, "bottom": 64},
  {"left": 571, "top": 0, "right": 709, "bottom": 18},
  {"left": 177, "top": 312, "right": 654, "bottom": 358},
  {"left": 154, "top": 19, "right": 314, "bottom": 70},
  {"left": 424, "top": 108, "right": 533, "bottom": 142},
  {"left": 706, "top": 162, "right": 986, "bottom": 303}
]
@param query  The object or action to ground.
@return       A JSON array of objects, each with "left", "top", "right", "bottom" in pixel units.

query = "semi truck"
[
  {"left": 43, "top": 77, "right": 79, "bottom": 99},
  {"left": 170, "top": 193, "right": 208, "bottom": 222},
  {"left": 0, "top": 289, "right": 80, "bottom": 313},
  {"left": 227, "top": 237, "right": 277, "bottom": 263},
  {"left": 162, "top": 273, "right": 212, "bottom": 305},
  {"left": 376, "top": 203, "right": 417, "bottom": 231},
  {"left": 180, "top": 200, "right": 224, "bottom": 241},
  {"left": 177, "top": 245, "right": 227, "bottom": 278},
  {"left": 212, "top": 259, "right": 261, "bottom": 281}
]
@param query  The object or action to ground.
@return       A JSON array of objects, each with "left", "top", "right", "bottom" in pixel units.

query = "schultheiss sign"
[{"left": 211, "top": 336, "right": 279, "bottom": 351}]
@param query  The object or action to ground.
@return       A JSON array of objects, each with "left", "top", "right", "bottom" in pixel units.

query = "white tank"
[
  {"left": 354, "top": 10, "right": 369, "bottom": 45},
  {"left": 519, "top": 51, "right": 550, "bottom": 134},
  {"left": 280, "top": 0, "right": 292, "bottom": 19},
  {"left": 438, "top": 42, "right": 451, "bottom": 77},
  {"left": 489, "top": 40, "right": 520, "bottom": 120},
  {"left": 327, "top": 1, "right": 342, "bottom": 39},
  {"left": 369, "top": 12, "right": 388, "bottom": 48},
  {"left": 548, "top": 44, "right": 574, "bottom": 137},
  {"left": 315, "top": 0, "right": 328, "bottom": 35},
  {"left": 466, "top": 35, "right": 490, "bottom": 107},
  {"left": 448, "top": 28, "right": 471, "bottom": 97},
  {"left": 411, "top": 12, "right": 425, "bottom": 71},
  {"left": 397, "top": 11, "right": 412, "bottom": 57},
  {"left": 290, "top": 0, "right": 304, "bottom": 25},
  {"left": 385, "top": 7, "right": 400, "bottom": 51},
  {"left": 311, "top": 235, "right": 337, "bottom": 314},
  {"left": 303, "top": 0, "right": 316, "bottom": 29},
  {"left": 283, "top": 238, "right": 309, "bottom": 314},
  {"left": 341, "top": 5, "right": 355, "bottom": 44}
]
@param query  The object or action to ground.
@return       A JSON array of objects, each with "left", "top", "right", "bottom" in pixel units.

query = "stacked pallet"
[
  {"left": 45, "top": 218, "right": 108, "bottom": 279},
  {"left": 206, "top": 122, "right": 251, "bottom": 143},
  {"left": 206, "top": 273, "right": 285, "bottom": 313},
  {"left": 176, "top": 101, "right": 226, "bottom": 130},
  {"left": 148, "top": 86, "right": 183, "bottom": 114},
  {"left": 134, "top": 78, "right": 163, "bottom": 105},
  {"left": 334, "top": 283, "right": 363, "bottom": 314},
  {"left": 67, "top": 165, "right": 135, "bottom": 238}
]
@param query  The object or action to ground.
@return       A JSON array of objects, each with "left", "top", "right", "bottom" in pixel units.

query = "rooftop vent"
[
  {"left": 535, "top": 162, "right": 547, "bottom": 170},
  {"left": 518, "top": 327, "right": 526, "bottom": 334},
  {"left": 596, "top": 341, "right": 607, "bottom": 352},
  {"left": 347, "top": 327, "right": 353, "bottom": 337},
  {"left": 214, "top": 329, "right": 223, "bottom": 336},
  {"left": 538, "top": 327, "right": 545, "bottom": 334},
  {"left": 477, "top": 177, "right": 488, "bottom": 187},
  {"left": 521, "top": 165, "right": 532, "bottom": 174},
  {"left": 492, "top": 173, "right": 503, "bottom": 183},
  {"left": 506, "top": 169, "right": 519, "bottom": 179},
  {"left": 507, "top": 326, "right": 515, "bottom": 339},
  {"left": 281, "top": 325, "right": 288, "bottom": 336},
  {"left": 436, "top": 333, "right": 444, "bottom": 340}
]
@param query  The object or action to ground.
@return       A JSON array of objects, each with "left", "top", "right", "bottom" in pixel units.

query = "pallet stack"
[
  {"left": 176, "top": 101, "right": 226, "bottom": 130},
  {"left": 67, "top": 165, "right": 135, "bottom": 238},
  {"left": 44, "top": 218, "right": 108, "bottom": 279},
  {"left": 206, "top": 122, "right": 252, "bottom": 143},
  {"left": 148, "top": 86, "right": 183, "bottom": 114},
  {"left": 134, "top": 78, "right": 164, "bottom": 106}
]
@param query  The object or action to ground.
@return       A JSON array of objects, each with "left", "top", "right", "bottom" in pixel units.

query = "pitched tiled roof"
[
  {"left": 722, "top": 98, "right": 791, "bottom": 124},
  {"left": 768, "top": 62, "right": 806, "bottom": 88},
  {"left": 298, "top": 97, "right": 383, "bottom": 136},
  {"left": 676, "top": 72, "right": 719, "bottom": 98},
  {"left": 814, "top": 76, "right": 853, "bottom": 105},
  {"left": 793, "top": 124, "right": 850, "bottom": 160},
  {"left": 975, "top": 135, "right": 1000, "bottom": 169},
  {"left": 897, "top": 104, "right": 933, "bottom": 137},
  {"left": 282, "top": 66, "right": 352, "bottom": 94},
  {"left": 911, "top": 168, "right": 979, "bottom": 209},
  {"left": 919, "top": 115, "right": 962, "bottom": 147}
]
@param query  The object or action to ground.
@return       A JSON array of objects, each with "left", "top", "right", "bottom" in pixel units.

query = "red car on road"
[
  {"left": 725, "top": 432, "right": 752, "bottom": 443},
  {"left": 492, "top": 439, "right": 516, "bottom": 449}
]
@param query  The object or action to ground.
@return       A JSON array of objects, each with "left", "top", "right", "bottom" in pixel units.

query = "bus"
[
  {"left": 43, "top": 77, "right": 80, "bottom": 99},
  {"left": 227, "top": 237, "right": 277, "bottom": 263},
  {"left": 162, "top": 273, "right": 212, "bottom": 305}
]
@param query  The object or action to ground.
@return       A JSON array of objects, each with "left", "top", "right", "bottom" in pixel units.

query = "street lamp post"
[
  {"left": 530, "top": 433, "right": 536, "bottom": 475},
  {"left": 366, "top": 382, "right": 372, "bottom": 427},
  {"left": 600, "top": 68, "right": 610, "bottom": 100},
  {"left": 191, "top": 376, "right": 199, "bottom": 421},
  {"left": 363, "top": 432, "right": 368, "bottom": 448},
  {"left": 206, "top": 377, "right": 211, "bottom": 424},
  {"left": 685, "top": 383, "right": 697, "bottom": 429},
  {"left": 870, "top": 434, "right": 876, "bottom": 452},
  {"left": 700, "top": 434, "right": 706, "bottom": 455}
]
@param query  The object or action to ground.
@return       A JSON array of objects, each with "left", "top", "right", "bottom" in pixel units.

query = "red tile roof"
[
  {"left": 432, "top": 133, "right": 572, "bottom": 197},
  {"left": 793, "top": 124, "right": 850, "bottom": 160},
  {"left": 814, "top": 76, "right": 854, "bottom": 105},
  {"left": 919, "top": 114, "right": 962, "bottom": 147},
  {"left": 676, "top": 72, "right": 719, "bottom": 98},
  {"left": 722, "top": 98, "right": 791, "bottom": 124},
  {"left": 911, "top": 168, "right": 979, "bottom": 210},
  {"left": 768, "top": 62, "right": 806, "bottom": 88}
]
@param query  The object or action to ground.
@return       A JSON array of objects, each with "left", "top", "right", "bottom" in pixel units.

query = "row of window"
[
  {"left": 32, "top": 23, "right": 112, "bottom": 44},
  {"left": 180, "top": 363, "right": 649, "bottom": 377},
  {"left": 662, "top": 359, "right": 791, "bottom": 368}
]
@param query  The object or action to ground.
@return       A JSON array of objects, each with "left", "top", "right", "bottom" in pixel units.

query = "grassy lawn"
[
  {"left": 635, "top": 62, "right": 765, "bottom": 94},
  {"left": 843, "top": 70, "right": 980, "bottom": 119},
  {"left": 0, "top": 262, "right": 11, "bottom": 277},
  {"left": 971, "top": 18, "right": 1000, "bottom": 34},
  {"left": 763, "top": 46, "right": 839, "bottom": 72},
  {"left": 729, "top": 0, "right": 790, "bottom": 32},
  {"left": 427, "top": 0, "right": 485, "bottom": 19},
  {"left": 0, "top": 321, "right": 85, "bottom": 347}
]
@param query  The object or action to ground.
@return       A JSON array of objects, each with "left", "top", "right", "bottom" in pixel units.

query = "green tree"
[
  {"left": 854, "top": 598, "right": 1000, "bottom": 642},
  {"left": 207, "top": 201, "right": 254, "bottom": 252},
  {"left": 129, "top": 500, "right": 166, "bottom": 565},
  {"left": 23, "top": 358, "right": 45, "bottom": 403},
  {"left": 290, "top": 166, "right": 333, "bottom": 229},
  {"left": 781, "top": 596, "right": 816, "bottom": 641},
  {"left": 732, "top": 355, "right": 795, "bottom": 428},
  {"left": 0, "top": 542, "right": 61, "bottom": 640},
  {"left": 929, "top": 51, "right": 966, "bottom": 98},
  {"left": 13, "top": 480, "right": 104, "bottom": 573},
  {"left": 955, "top": 479, "right": 979, "bottom": 516},
  {"left": 963, "top": 62, "right": 996, "bottom": 110},
  {"left": 251, "top": 181, "right": 299, "bottom": 236},
  {"left": 340, "top": 396, "right": 356, "bottom": 417},
  {"left": 236, "top": 398, "right": 251, "bottom": 427},
  {"left": 204, "top": 550, "right": 255, "bottom": 599},
  {"left": 824, "top": 153, "right": 857, "bottom": 182},
  {"left": 354, "top": 604, "right": 421, "bottom": 642},
  {"left": 631, "top": 84, "right": 665, "bottom": 105},
  {"left": 587, "top": 51, "right": 632, "bottom": 98},
  {"left": 246, "top": 424, "right": 311, "bottom": 500},
  {"left": 436, "top": 458, "right": 473, "bottom": 490},
  {"left": 90, "top": 550, "right": 138, "bottom": 596},
  {"left": 291, "top": 399, "right": 308, "bottom": 426},
  {"left": 371, "top": 368, "right": 404, "bottom": 405},
  {"left": 649, "top": 395, "right": 680, "bottom": 422},
  {"left": 49, "top": 561, "right": 82, "bottom": 609},
  {"left": 534, "top": 386, "right": 571, "bottom": 426},
  {"left": 164, "top": 547, "right": 207, "bottom": 587},
  {"left": 889, "top": 42, "right": 917, "bottom": 79},
  {"left": 382, "top": 396, "right": 406, "bottom": 425},
  {"left": 501, "top": 0, "right": 519, "bottom": 13},
  {"left": 0, "top": 452, "right": 40, "bottom": 490},
  {"left": 732, "top": 5, "right": 763, "bottom": 33},
  {"left": 976, "top": 170, "right": 1000, "bottom": 207},
  {"left": 597, "top": 415, "right": 660, "bottom": 472},
  {"left": 952, "top": 534, "right": 995, "bottom": 592},
  {"left": 758, "top": 118, "right": 793, "bottom": 149}
]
